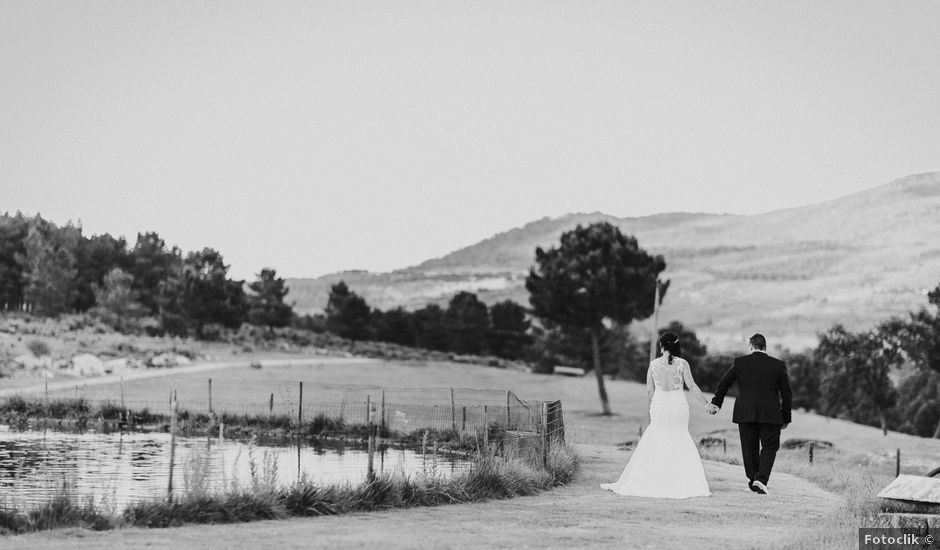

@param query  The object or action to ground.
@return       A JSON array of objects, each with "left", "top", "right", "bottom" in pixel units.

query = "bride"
[{"left": 600, "top": 332, "right": 711, "bottom": 498}]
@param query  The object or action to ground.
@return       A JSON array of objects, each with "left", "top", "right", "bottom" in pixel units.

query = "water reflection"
[{"left": 0, "top": 425, "right": 472, "bottom": 512}]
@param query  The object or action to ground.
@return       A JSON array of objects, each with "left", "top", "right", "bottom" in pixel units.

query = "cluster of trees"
[
  {"left": 316, "top": 282, "right": 533, "bottom": 361},
  {"left": 776, "top": 284, "right": 940, "bottom": 438},
  {"left": 0, "top": 212, "right": 293, "bottom": 338}
]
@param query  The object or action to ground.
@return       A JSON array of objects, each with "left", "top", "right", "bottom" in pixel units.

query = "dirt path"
[{"left": 8, "top": 444, "right": 844, "bottom": 550}]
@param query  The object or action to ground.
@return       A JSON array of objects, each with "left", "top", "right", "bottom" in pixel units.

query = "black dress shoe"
[
  {"left": 752, "top": 481, "right": 768, "bottom": 494},
  {"left": 748, "top": 480, "right": 759, "bottom": 493}
]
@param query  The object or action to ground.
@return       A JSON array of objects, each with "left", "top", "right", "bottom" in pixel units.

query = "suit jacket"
[{"left": 711, "top": 351, "right": 793, "bottom": 425}]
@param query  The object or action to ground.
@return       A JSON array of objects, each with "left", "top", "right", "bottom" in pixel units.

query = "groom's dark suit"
[{"left": 711, "top": 351, "right": 793, "bottom": 486}]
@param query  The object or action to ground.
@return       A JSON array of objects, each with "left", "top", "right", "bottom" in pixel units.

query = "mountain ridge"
[{"left": 286, "top": 172, "right": 940, "bottom": 352}]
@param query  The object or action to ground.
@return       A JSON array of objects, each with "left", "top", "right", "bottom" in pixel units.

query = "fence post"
[
  {"left": 44, "top": 376, "right": 49, "bottom": 416},
  {"left": 367, "top": 396, "right": 375, "bottom": 480},
  {"left": 541, "top": 401, "right": 549, "bottom": 469},
  {"left": 462, "top": 406, "right": 467, "bottom": 432},
  {"left": 269, "top": 393, "right": 274, "bottom": 416},
  {"left": 483, "top": 405, "right": 489, "bottom": 448},
  {"left": 506, "top": 391, "right": 511, "bottom": 428},
  {"left": 298, "top": 381, "right": 303, "bottom": 427},
  {"left": 809, "top": 442, "right": 814, "bottom": 464},
  {"left": 896, "top": 448, "right": 901, "bottom": 477},
  {"left": 208, "top": 378, "right": 213, "bottom": 414},
  {"left": 167, "top": 399, "right": 179, "bottom": 503},
  {"left": 380, "top": 390, "right": 386, "bottom": 432},
  {"left": 723, "top": 438, "right": 727, "bottom": 454},
  {"left": 450, "top": 387, "right": 456, "bottom": 432}
]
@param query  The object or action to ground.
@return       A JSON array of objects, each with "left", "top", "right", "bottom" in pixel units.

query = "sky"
[{"left": 2, "top": 1, "right": 939, "bottom": 280}]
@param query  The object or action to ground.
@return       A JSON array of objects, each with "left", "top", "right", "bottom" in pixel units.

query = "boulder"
[
  {"left": 104, "top": 358, "right": 129, "bottom": 373},
  {"left": 70, "top": 353, "right": 106, "bottom": 376},
  {"left": 13, "top": 353, "right": 53, "bottom": 371},
  {"left": 149, "top": 353, "right": 177, "bottom": 367}
]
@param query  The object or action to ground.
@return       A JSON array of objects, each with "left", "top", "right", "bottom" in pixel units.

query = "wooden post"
[
  {"left": 506, "top": 391, "right": 511, "bottom": 428},
  {"left": 483, "top": 405, "right": 489, "bottom": 448},
  {"left": 269, "top": 393, "right": 274, "bottom": 416},
  {"left": 723, "top": 438, "right": 727, "bottom": 454},
  {"left": 896, "top": 448, "right": 901, "bottom": 477},
  {"left": 167, "top": 399, "right": 179, "bottom": 503},
  {"left": 462, "top": 406, "right": 467, "bottom": 432},
  {"left": 809, "top": 442, "right": 814, "bottom": 464},
  {"left": 298, "top": 381, "right": 303, "bottom": 426},
  {"left": 450, "top": 387, "right": 456, "bottom": 432},
  {"left": 541, "top": 401, "right": 549, "bottom": 469},
  {"left": 208, "top": 378, "right": 213, "bottom": 414},
  {"left": 44, "top": 376, "right": 49, "bottom": 415},
  {"left": 367, "top": 395, "right": 375, "bottom": 480},
  {"left": 380, "top": 390, "right": 386, "bottom": 432},
  {"left": 120, "top": 377, "right": 125, "bottom": 411}
]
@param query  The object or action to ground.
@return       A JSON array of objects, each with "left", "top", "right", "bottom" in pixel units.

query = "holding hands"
[{"left": 704, "top": 403, "right": 719, "bottom": 415}]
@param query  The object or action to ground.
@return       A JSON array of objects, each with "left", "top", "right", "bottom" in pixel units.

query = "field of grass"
[{"left": 5, "top": 354, "right": 938, "bottom": 548}]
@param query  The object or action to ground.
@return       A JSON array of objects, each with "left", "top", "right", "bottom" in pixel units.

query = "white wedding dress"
[{"left": 601, "top": 356, "right": 711, "bottom": 498}]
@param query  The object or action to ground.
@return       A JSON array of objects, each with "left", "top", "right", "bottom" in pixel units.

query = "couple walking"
[{"left": 601, "top": 333, "right": 793, "bottom": 498}]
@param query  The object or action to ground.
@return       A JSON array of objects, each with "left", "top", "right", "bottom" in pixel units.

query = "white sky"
[{"left": 2, "top": 1, "right": 938, "bottom": 280}]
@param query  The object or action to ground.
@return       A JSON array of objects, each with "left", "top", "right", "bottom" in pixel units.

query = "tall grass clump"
[{"left": 0, "top": 483, "right": 115, "bottom": 535}]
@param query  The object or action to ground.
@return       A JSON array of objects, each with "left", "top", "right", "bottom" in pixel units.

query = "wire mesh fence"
[
  {"left": 0, "top": 379, "right": 566, "bottom": 513},
  {"left": 19, "top": 378, "right": 562, "bottom": 440}
]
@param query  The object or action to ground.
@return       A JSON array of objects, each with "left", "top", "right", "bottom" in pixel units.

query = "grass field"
[{"left": 4, "top": 354, "right": 938, "bottom": 549}]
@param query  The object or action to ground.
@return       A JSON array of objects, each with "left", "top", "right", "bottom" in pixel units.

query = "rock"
[
  {"left": 104, "top": 358, "right": 129, "bottom": 373},
  {"left": 149, "top": 353, "right": 178, "bottom": 368},
  {"left": 70, "top": 353, "right": 106, "bottom": 376},
  {"left": 13, "top": 353, "right": 52, "bottom": 370}
]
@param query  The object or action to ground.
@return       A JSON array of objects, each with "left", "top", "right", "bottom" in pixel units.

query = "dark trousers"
[{"left": 737, "top": 422, "right": 781, "bottom": 485}]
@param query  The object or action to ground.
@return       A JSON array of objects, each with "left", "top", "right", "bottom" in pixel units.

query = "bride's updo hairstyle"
[{"left": 660, "top": 332, "right": 682, "bottom": 364}]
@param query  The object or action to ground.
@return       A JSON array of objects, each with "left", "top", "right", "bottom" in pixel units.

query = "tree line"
[
  {"left": 0, "top": 212, "right": 292, "bottom": 338},
  {"left": 297, "top": 282, "right": 534, "bottom": 361}
]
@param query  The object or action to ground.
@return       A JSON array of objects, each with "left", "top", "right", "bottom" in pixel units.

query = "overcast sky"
[{"left": 2, "top": 1, "right": 938, "bottom": 280}]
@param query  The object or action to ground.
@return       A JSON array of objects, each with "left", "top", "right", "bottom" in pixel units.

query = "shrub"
[{"left": 26, "top": 339, "right": 51, "bottom": 357}]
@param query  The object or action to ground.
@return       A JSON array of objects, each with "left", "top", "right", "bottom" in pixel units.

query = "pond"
[{"left": 0, "top": 425, "right": 473, "bottom": 512}]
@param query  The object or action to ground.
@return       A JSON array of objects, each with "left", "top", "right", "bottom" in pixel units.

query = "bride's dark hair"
[{"left": 659, "top": 332, "right": 682, "bottom": 364}]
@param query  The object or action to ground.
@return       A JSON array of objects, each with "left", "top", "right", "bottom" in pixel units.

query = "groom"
[{"left": 705, "top": 333, "right": 793, "bottom": 495}]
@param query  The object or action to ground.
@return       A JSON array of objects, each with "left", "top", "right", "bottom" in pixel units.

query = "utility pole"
[{"left": 648, "top": 279, "right": 661, "bottom": 364}]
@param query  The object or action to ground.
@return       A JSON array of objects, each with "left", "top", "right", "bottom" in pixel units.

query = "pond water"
[{"left": 0, "top": 425, "right": 473, "bottom": 512}]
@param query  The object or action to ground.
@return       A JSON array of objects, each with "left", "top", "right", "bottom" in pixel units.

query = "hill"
[{"left": 287, "top": 172, "right": 940, "bottom": 352}]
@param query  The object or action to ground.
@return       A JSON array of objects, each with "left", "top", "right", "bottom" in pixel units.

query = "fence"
[
  {"left": 0, "top": 380, "right": 566, "bottom": 513},
  {"left": 23, "top": 378, "right": 559, "bottom": 438}
]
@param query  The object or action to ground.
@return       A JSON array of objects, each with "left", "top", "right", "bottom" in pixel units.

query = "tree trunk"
[
  {"left": 932, "top": 416, "right": 940, "bottom": 439},
  {"left": 591, "top": 328, "right": 611, "bottom": 415}
]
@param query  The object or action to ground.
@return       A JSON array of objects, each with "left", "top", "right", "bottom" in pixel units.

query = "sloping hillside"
[{"left": 287, "top": 172, "right": 940, "bottom": 351}]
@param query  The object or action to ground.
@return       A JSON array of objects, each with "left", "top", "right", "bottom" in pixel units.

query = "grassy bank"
[{"left": 0, "top": 442, "right": 579, "bottom": 536}]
